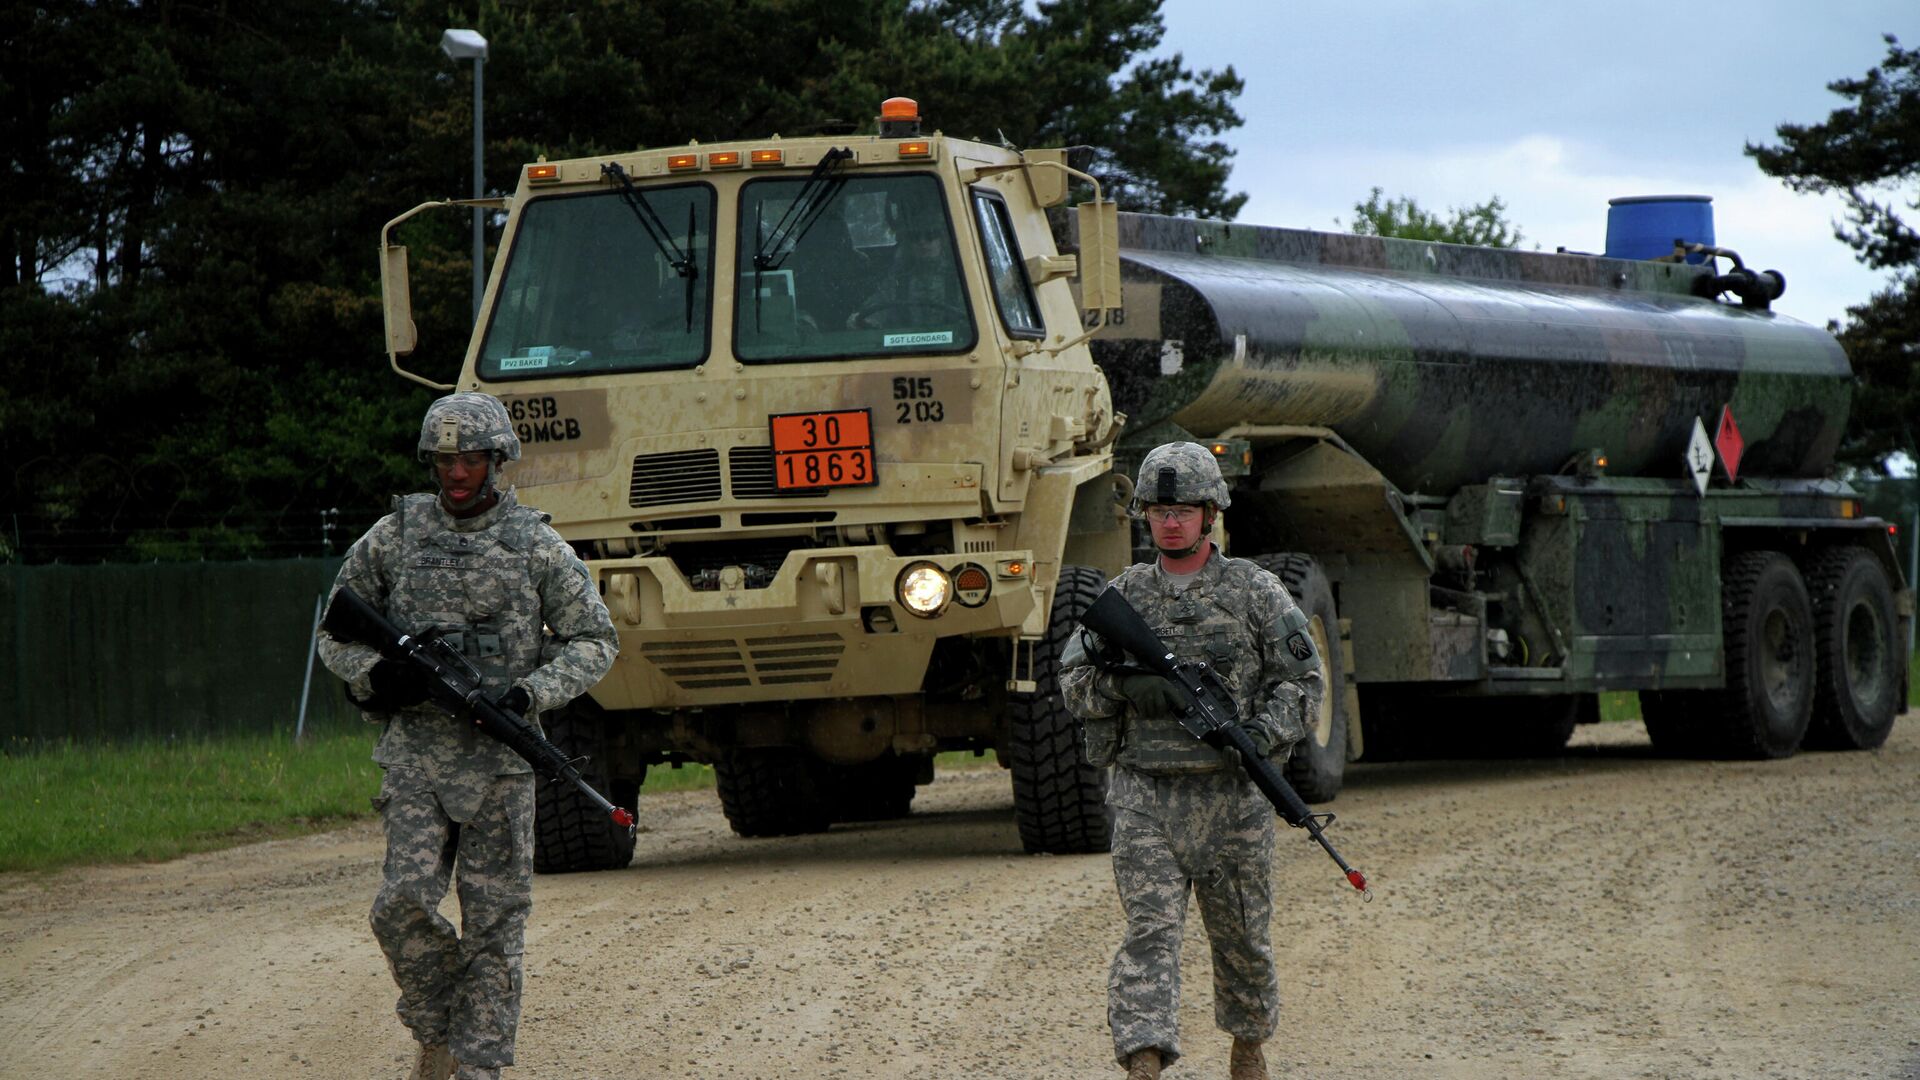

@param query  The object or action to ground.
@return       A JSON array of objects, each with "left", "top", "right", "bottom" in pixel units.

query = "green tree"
[
  {"left": 1, "top": 0, "right": 1244, "bottom": 562},
  {"left": 1748, "top": 34, "right": 1919, "bottom": 473},
  {"left": 1341, "top": 187, "right": 1524, "bottom": 247}
]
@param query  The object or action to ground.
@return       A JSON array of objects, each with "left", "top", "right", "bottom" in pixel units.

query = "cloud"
[{"left": 1231, "top": 134, "right": 1894, "bottom": 328}]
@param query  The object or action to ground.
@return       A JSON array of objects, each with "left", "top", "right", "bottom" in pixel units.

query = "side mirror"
[
  {"left": 1023, "top": 149, "right": 1070, "bottom": 208},
  {"left": 1076, "top": 199, "right": 1120, "bottom": 314},
  {"left": 380, "top": 242, "right": 418, "bottom": 357},
  {"left": 377, "top": 197, "right": 505, "bottom": 391}
]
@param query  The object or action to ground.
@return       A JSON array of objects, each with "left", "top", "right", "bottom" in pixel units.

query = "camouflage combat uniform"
[
  {"left": 319, "top": 396, "right": 616, "bottom": 1073},
  {"left": 1061, "top": 545, "right": 1320, "bottom": 1068}
]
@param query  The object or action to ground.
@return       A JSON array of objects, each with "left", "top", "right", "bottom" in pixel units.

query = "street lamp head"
[{"left": 440, "top": 28, "right": 488, "bottom": 61}]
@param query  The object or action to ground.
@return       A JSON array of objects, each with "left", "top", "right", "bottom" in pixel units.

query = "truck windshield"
[
  {"left": 478, "top": 185, "right": 715, "bottom": 380},
  {"left": 734, "top": 173, "right": 975, "bottom": 363}
]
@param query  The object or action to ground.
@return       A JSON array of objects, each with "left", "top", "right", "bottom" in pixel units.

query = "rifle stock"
[
  {"left": 1079, "top": 586, "right": 1370, "bottom": 899},
  {"left": 322, "top": 586, "right": 635, "bottom": 836}
]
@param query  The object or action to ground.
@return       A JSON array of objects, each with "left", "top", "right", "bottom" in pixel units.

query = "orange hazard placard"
[{"left": 768, "top": 408, "right": 877, "bottom": 490}]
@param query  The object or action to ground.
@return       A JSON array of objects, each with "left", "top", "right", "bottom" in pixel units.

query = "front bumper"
[{"left": 589, "top": 546, "right": 1039, "bottom": 709}]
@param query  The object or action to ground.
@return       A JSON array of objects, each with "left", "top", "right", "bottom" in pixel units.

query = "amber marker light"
[
  {"left": 952, "top": 563, "right": 992, "bottom": 608},
  {"left": 750, "top": 148, "right": 784, "bottom": 166},
  {"left": 881, "top": 97, "right": 920, "bottom": 122},
  {"left": 707, "top": 150, "right": 742, "bottom": 168},
  {"left": 897, "top": 140, "right": 932, "bottom": 158},
  {"left": 667, "top": 153, "right": 700, "bottom": 172},
  {"left": 526, "top": 164, "right": 559, "bottom": 183},
  {"left": 996, "top": 559, "right": 1027, "bottom": 579}
]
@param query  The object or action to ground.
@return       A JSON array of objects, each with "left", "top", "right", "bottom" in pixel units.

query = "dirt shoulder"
[{"left": 3, "top": 715, "right": 1916, "bottom": 1080}]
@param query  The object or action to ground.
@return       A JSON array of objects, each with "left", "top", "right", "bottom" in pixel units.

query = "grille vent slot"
[
  {"left": 729, "top": 445, "right": 829, "bottom": 500},
  {"left": 641, "top": 633, "right": 844, "bottom": 690},
  {"left": 630, "top": 448, "right": 722, "bottom": 509}
]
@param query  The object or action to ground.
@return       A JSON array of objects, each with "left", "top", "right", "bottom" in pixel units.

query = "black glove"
[
  {"left": 1220, "top": 724, "right": 1278, "bottom": 771},
  {"left": 1241, "top": 722, "right": 1278, "bottom": 758},
  {"left": 495, "top": 685, "right": 533, "bottom": 719},
  {"left": 1115, "top": 673, "right": 1187, "bottom": 716},
  {"left": 1079, "top": 628, "right": 1125, "bottom": 670},
  {"left": 365, "top": 659, "right": 431, "bottom": 710}
]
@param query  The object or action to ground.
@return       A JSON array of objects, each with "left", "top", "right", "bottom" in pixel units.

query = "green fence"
[{"left": 0, "top": 559, "right": 358, "bottom": 744}]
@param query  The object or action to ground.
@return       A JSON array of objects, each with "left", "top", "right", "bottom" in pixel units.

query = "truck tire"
[
  {"left": 1353, "top": 685, "right": 1419, "bottom": 762},
  {"left": 533, "top": 703, "right": 640, "bottom": 874},
  {"left": 1804, "top": 546, "right": 1902, "bottom": 750},
  {"left": 1470, "top": 695, "right": 1581, "bottom": 757},
  {"left": 1008, "top": 564, "right": 1111, "bottom": 855},
  {"left": 1639, "top": 689, "right": 1701, "bottom": 756},
  {"left": 1638, "top": 689, "right": 1700, "bottom": 756},
  {"left": 829, "top": 753, "right": 921, "bottom": 823},
  {"left": 1699, "top": 550, "right": 1816, "bottom": 759},
  {"left": 715, "top": 748, "right": 831, "bottom": 837},
  {"left": 1253, "top": 554, "right": 1348, "bottom": 802}
]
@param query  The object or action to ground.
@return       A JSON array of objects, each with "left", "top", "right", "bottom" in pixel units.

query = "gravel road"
[{"left": 3, "top": 714, "right": 1916, "bottom": 1080}]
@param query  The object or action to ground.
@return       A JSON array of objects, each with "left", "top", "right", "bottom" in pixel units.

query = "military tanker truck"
[{"left": 377, "top": 99, "right": 1910, "bottom": 872}]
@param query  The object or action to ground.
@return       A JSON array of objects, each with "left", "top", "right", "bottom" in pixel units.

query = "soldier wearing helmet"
[
  {"left": 1060, "top": 441, "right": 1321, "bottom": 1080},
  {"left": 318, "top": 392, "right": 617, "bottom": 1080}
]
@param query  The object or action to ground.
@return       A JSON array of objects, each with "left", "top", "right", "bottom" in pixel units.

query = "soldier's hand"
[
  {"left": 1115, "top": 673, "right": 1186, "bottom": 716},
  {"left": 367, "top": 660, "right": 431, "bottom": 709},
  {"left": 1078, "top": 628, "right": 1125, "bottom": 670},
  {"left": 1241, "top": 722, "right": 1278, "bottom": 758},
  {"left": 495, "top": 685, "right": 533, "bottom": 719}
]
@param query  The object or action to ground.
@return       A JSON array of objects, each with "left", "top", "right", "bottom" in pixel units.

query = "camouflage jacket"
[
  {"left": 1060, "top": 546, "right": 1319, "bottom": 776},
  {"left": 318, "top": 491, "right": 617, "bottom": 783}
]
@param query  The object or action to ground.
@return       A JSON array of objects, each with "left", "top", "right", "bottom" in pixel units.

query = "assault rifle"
[
  {"left": 322, "top": 586, "right": 635, "bottom": 836},
  {"left": 1079, "top": 587, "right": 1370, "bottom": 900}
]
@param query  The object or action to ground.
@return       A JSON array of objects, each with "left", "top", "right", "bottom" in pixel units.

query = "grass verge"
[
  {"left": 1, "top": 733, "right": 1009, "bottom": 872},
  {"left": 0, "top": 730, "right": 382, "bottom": 873}
]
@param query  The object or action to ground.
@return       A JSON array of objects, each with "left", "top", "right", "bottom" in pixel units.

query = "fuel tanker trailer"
[{"left": 1078, "top": 201, "right": 1911, "bottom": 798}]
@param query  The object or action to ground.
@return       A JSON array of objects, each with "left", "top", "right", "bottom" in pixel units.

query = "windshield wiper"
[
  {"left": 751, "top": 147, "right": 852, "bottom": 272},
  {"left": 601, "top": 161, "right": 700, "bottom": 331}
]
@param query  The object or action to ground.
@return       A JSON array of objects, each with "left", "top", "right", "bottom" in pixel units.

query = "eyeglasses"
[
  {"left": 1142, "top": 505, "right": 1202, "bottom": 525},
  {"left": 432, "top": 451, "right": 492, "bottom": 470}
]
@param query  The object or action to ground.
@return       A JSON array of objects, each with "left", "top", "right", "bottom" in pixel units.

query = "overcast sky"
[{"left": 1154, "top": 0, "right": 1917, "bottom": 330}]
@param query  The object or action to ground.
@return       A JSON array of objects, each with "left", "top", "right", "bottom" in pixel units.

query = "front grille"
[
  {"left": 630, "top": 448, "right": 721, "bottom": 508},
  {"left": 667, "top": 536, "right": 812, "bottom": 580},
  {"left": 729, "top": 445, "right": 828, "bottom": 500},
  {"left": 641, "top": 633, "right": 844, "bottom": 690}
]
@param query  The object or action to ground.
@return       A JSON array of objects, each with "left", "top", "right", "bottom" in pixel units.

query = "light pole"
[{"left": 440, "top": 28, "right": 489, "bottom": 325}]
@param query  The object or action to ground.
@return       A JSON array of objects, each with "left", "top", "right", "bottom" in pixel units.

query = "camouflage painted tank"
[{"left": 1090, "top": 213, "right": 1851, "bottom": 493}]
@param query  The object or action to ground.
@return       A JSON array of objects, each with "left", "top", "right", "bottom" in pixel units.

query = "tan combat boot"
[
  {"left": 1125, "top": 1048, "right": 1162, "bottom": 1080},
  {"left": 1229, "top": 1037, "right": 1269, "bottom": 1080},
  {"left": 407, "top": 1042, "right": 453, "bottom": 1080}
]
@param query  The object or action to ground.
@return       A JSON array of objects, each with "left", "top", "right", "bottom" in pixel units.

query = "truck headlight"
[{"left": 896, "top": 561, "right": 952, "bottom": 617}]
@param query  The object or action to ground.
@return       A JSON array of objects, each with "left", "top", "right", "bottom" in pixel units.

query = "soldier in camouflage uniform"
[
  {"left": 1061, "top": 442, "right": 1322, "bottom": 1080},
  {"left": 318, "top": 393, "right": 618, "bottom": 1080}
]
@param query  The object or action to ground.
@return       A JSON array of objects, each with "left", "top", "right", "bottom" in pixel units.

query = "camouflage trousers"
[
  {"left": 1107, "top": 767, "right": 1279, "bottom": 1067},
  {"left": 370, "top": 766, "right": 536, "bottom": 1069}
]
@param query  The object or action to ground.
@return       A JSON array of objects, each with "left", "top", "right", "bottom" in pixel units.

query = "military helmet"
[
  {"left": 1129, "top": 441, "right": 1230, "bottom": 513},
  {"left": 417, "top": 392, "right": 521, "bottom": 463}
]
